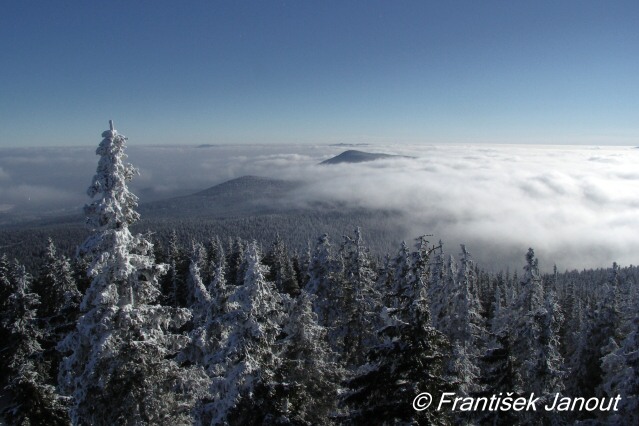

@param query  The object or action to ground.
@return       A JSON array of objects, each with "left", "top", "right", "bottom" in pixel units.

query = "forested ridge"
[{"left": 1, "top": 125, "right": 637, "bottom": 425}]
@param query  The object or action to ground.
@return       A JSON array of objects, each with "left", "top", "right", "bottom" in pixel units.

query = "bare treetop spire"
[{"left": 109, "top": 120, "right": 114, "bottom": 131}]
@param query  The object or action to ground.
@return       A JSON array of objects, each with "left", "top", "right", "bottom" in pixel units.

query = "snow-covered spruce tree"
[
  {"left": 0, "top": 254, "right": 16, "bottom": 378},
  {"left": 179, "top": 247, "right": 229, "bottom": 372},
  {"left": 567, "top": 263, "right": 621, "bottom": 403},
  {"left": 264, "top": 234, "right": 300, "bottom": 297},
  {"left": 206, "top": 247, "right": 231, "bottom": 327},
  {"left": 185, "top": 241, "right": 212, "bottom": 327},
  {"left": 384, "top": 241, "right": 410, "bottom": 312},
  {"left": 375, "top": 254, "right": 394, "bottom": 310},
  {"left": 538, "top": 273, "right": 565, "bottom": 424},
  {"left": 176, "top": 241, "right": 213, "bottom": 373},
  {"left": 562, "top": 296, "right": 584, "bottom": 376},
  {"left": 30, "top": 238, "right": 82, "bottom": 420},
  {"left": 430, "top": 254, "right": 458, "bottom": 333},
  {"left": 601, "top": 310, "right": 639, "bottom": 424},
  {"left": 477, "top": 284, "right": 519, "bottom": 426},
  {"left": 594, "top": 263, "right": 623, "bottom": 371},
  {"left": 558, "top": 270, "right": 580, "bottom": 360},
  {"left": 509, "top": 249, "right": 564, "bottom": 422},
  {"left": 58, "top": 121, "right": 206, "bottom": 425},
  {"left": 205, "top": 236, "right": 224, "bottom": 286},
  {"left": 565, "top": 300, "right": 593, "bottom": 402},
  {"left": 477, "top": 328, "right": 518, "bottom": 425},
  {"left": 35, "top": 239, "right": 81, "bottom": 332},
  {"left": 437, "top": 245, "right": 484, "bottom": 397},
  {"left": 161, "top": 230, "right": 188, "bottom": 308},
  {"left": 427, "top": 241, "right": 445, "bottom": 328},
  {"left": 487, "top": 271, "right": 507, "bottom": 332},
  {"left": 226, "top": 237, "right": 247, "bottom": 287},
  {"left": 476, "top": 268, "right": 492, "bottom": 319},
  {"left": 3, "top": 261, "right": 69, "bottom": 425},
  {"left": 305, "top": 233, "right": 341, "bottom": 352},
  {"left": 269, "top": 289, "right": 343, "bottom": 424},
  {"left": 203, "top": 241, "right": 286, "bottom": 425},
  {"left": 341, "top": 237, "right": 453, "bottom": 425},
  {"left": 337, "top": 228, "right": 381, "bottom": 368},
  {"left": 482, "top": 272, "right": 514, "bottom": 379}
]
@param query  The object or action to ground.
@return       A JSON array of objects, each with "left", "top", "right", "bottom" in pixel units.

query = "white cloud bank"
[
  {"left": 1, "top": 143, "right": 637, "bottom": 271},
  {"left": 287, "top": 145, "right": 639, "bottom": 271}
]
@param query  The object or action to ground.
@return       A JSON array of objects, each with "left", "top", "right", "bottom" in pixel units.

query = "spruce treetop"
[{"left": 84, "top": 120, "right": 140, "bottom": 231}]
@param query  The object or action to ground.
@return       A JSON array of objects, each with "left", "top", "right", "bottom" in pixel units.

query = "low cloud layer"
[
  {"left": 288, "top": 145, "right": 639, "bottom": 271},
  {"left": 1, "top": 143, "right": 637, "bottom": 271}
]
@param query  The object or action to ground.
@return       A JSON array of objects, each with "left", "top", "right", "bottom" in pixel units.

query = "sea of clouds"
[{"left": 1, "top": 142, "right": 637, "bottom": 271}]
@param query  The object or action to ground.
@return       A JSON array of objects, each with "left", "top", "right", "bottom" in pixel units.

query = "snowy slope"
[{"left": 140, "top": 175, "right": 300, "bottom": 218}]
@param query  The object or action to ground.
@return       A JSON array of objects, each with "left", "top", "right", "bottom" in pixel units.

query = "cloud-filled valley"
[{"left": 1, "top": 143, "right": 637, "bottom": 271}]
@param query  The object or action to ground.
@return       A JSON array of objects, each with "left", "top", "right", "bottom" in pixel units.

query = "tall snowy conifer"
[
  {"left": 30, "top": 239, "right": 81, "bottom": 420},
  {"left": 35, "top": 239, "right": 79, "bottom": 317},
  {"left": 58, "top": 121, "right": 206, "bottom": 425},
  {"left": 161, "top": 230, "right": 188, "bottom": 307},
  {"left": 205, "top": 236, "right": 224, "bottom": 285},
  {"left": 438, "top": 245, "right": 484, "bottom": 396},
  {"left": 342, "top": 237, "right": 452, "bottom": 425},
  {"left": 387, "top": 241, "right": 411, "bottom": 312},
  {"left": 477, "top": 277, "right": 519, "bottom": 425},
  {"left": 0, "top": 254, "right": 16, "bottom": 378},
  {"left": 338, "top": 228, "right": 381, "bottom": 367},
  {"left": 226, "top": 237, "right": 247, "bottom": 287},
  {"left": 2, "top": 261, "right": 69, "bottom": 425},
  {"left": 207, "top": 247, "right": 230, "bottom": 324},
  {"left": 427, "top": 241, "right": 446, "bottom": 328},
  {"left": 567, "top": 263, "right": 621, "bottom": 404},
  {"left": 510, "top": 249, "right": 564, "bottom": 422},
  {"left": 186, "top": 241, "right": 212, "bottom": 326},
  {"left": 430, "top": 254, "right": 458, "bottom": 332},
  {"left": 601, "top": 311, "right": 639, "bottom": 424},
  {"left": 36, "top": 239, "right": 81, "bottom": 343},
  {"left": 179, "top": 247, "right": 228, "bottom": 372},
  {"left": 305, "top": 234, "right": 341, "bottom": 352},
  {"left": 264, "top": 234, "right": 300, "bottom": 297},
  {"left": 269, "top": 289, "right": 343, "bottom": 424},
  {"left": 205, "top": 241, "right": 285, "bottom": 425}
]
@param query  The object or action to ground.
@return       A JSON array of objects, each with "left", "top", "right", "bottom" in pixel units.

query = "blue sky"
[{"left": 1, "top": 1, "right": 637, "bottom": 147}]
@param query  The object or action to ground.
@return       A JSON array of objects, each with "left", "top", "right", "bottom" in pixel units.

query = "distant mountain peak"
[
  {"left": 320, "top": 150, "right": 411, "bottom": 165},
  {"left": 138, "top": 175, "right": 300, "bottom": 220},
  {"left": 193, "top": 175, "right": 294, "bottom": 197}
]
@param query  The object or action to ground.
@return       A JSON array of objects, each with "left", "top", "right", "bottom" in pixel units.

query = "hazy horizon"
[{"left": 1, "top": 141, "right": 637, "bottom": 272}]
